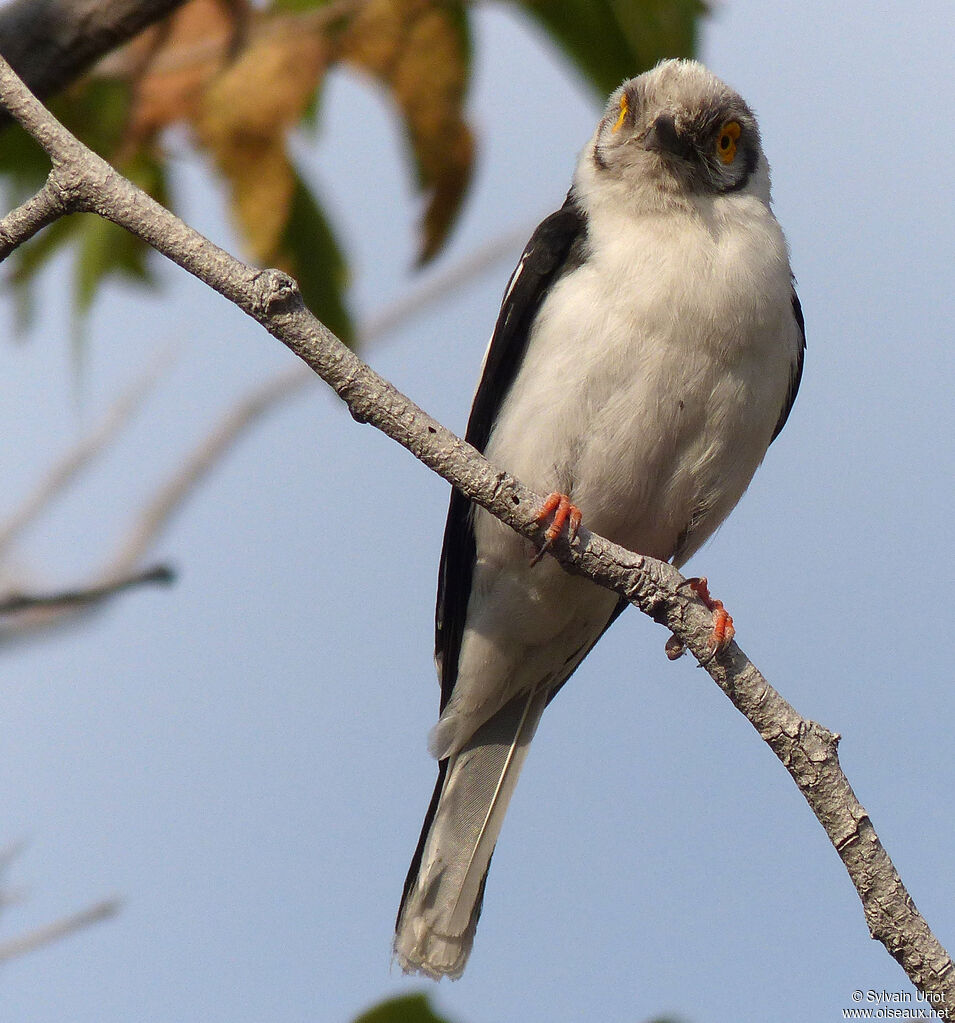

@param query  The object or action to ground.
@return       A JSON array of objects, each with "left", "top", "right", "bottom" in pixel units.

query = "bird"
[{"left": 394, "top": 58, "right": 805, "bottom": 980}]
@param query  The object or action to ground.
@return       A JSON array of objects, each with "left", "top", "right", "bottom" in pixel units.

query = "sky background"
[{"left": 2, "top": 1, "right": 954, "bottom": 1021}]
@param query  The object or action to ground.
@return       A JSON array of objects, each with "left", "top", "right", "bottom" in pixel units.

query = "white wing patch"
[{"left": 474, "top": 246, "right": 532, "bottom": 386}]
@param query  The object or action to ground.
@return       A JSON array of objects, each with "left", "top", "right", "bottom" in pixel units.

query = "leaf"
[
  {"left": 122, "top": 0, "right": 237, "bottom": 142},
  {"left": 3, "top": 78, "right": 154, "bottom": 336},
  {"left": 337, "top": 0, "right": 474, "bottom": 264},
  {"left": 353, "top": 992, "right": 455, "bottom": 1023},
  {"left": 53, "top": 77, "right": 134, "bottom": 156},
  {"left": 514, "top": 0, "right": 706, "bottom": 98},
  {"left": 0, "top": 120, "right": 54, "bottom": 206},
  {"left": 193, "top": 15, "right": 329, "bottom": 261},
  {"left": 278, "top": 172, "right": 352, "bottom": 345},
  {"left": 1, "top": 0, "right": 704, "bottom": 344},
  {"left": 190, "top": 12, "right": 352, "bottom": 340}
]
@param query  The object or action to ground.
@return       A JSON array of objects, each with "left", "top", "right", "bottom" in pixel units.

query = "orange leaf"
[
  {"left": 337, "top": 0, "right": 473, "bottom": 263},
  {"left": 193, "top": 18, "right": 329, "bottom": 261},
  {"left": 123, "top": 0, "right": 238, "bottom": 140}
]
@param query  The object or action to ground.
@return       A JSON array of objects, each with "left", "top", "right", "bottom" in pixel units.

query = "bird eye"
[
  {"left": 716, "top": 121, "right": 741, "bottom": 164},
  {"left": 612, "top": 94, "right": 629, "bottom": 133}
]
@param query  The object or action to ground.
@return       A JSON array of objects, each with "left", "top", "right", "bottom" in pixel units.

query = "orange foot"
[
  {"left": 685, "top": 576, "right": 736, "bottom": 654},
  {"left": 530, "top": 491, "right": 582, "bottom": 565}
]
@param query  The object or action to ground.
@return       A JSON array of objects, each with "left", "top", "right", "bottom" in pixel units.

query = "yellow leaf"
[
  {"left": 122, "top": 0, "right": 238, "bottom": 140},
  {"left": 193, "top": 19, "right": 329, "bottom": 261},
  {"left": 337, "top": 0, "right": 473, "bottom": 263}
]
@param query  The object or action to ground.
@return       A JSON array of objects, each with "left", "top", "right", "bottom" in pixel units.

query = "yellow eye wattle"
[
  {"left": 717, "top": 120, "right": 741, "bottom": 164},
  {"left": 612, "top": 94, "right": 629, "bottom": 133}
]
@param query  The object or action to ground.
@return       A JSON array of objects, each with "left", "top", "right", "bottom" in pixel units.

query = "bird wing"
[
  {"left": 770, "top": 286, "right": 806, "bottom": 443},
  {"left": 434, "top": 194, "right": 588, "bottom": 710},
  {"left": 396, "top": 197, "right": 587, "bottom": 938}
]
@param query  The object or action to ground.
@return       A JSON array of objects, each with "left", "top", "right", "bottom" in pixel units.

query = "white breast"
[
  {"left": 484, "top": 189, "right": 799, "bottom": 564},
  {"left": 435, "top": 186, "right": 801, "bottom": 751}
]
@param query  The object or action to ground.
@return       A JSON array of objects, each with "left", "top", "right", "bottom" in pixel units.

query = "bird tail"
[{"left": 394, "top": 685, "right": 549, "bottom": 979}]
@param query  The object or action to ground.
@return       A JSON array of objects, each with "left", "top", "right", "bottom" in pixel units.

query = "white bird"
[{"left": 394, "top": 58, "right": 805, "bottom": 980}]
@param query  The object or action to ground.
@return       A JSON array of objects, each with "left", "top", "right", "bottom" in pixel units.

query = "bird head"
[{"left": 585, "top": 60, "right": 770, "bottom": 208}]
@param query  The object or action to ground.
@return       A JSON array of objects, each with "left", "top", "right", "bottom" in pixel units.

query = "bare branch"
[
  {"left": 0, "top": 364, "right": 303, "bottom": 644},
  {"left": 103, "top": 362, "right": 311, "bottom": 579},
  {"left": 0, "top": 349, "right": 172, "bottom": 557},
  {"left": 0, "top": 897, "right": 122, "bottom": 963},
  {"left": 0, "top": 55, "right": 950, "bottom": 1009},
  {"left": 0, "top": 175, "right": 70, "bottom": 259},
  {"left": 0, "top": 564, "right": 174, "bottom": 617},
  {"left": 0, "top": 566, "right": 174, "bottom": 647},
  {"left": 0, "top": 0, "right": 188, "bottom": 115}
]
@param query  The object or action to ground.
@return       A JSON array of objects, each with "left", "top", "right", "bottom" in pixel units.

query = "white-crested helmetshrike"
[{"left": 395, "top": 58, "right": 805, "bottom": 980}]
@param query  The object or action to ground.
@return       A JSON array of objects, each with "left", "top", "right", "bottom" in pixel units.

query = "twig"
[
  {"left": 0, "top": 564, "right": 174, "bottom": 616},
  {"left": 0, "top": 359, "right": 304, "bottom": 645},
  {"left": 0, "top": 897, "right": 122, "bottom": 964},
  {"left": 0, "top": 0, "right": 189, "bottom": 113},
  {"left": 0, "top": 55, "right": 950, "bottom": 1011},
  {"left": 0, "top": 177, "right": 66, "bottom": 259},
  {"left": 0, "top": 348, "right": 172, "bottom": 557},
  {"left": 102, "top": 362, "right": 311, "bottom": 579}
]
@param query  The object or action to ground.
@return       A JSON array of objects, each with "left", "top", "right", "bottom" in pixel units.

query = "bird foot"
[
  {"left": 682, "top": 576, "right": 735, "bottom": 654},
  {"left": 530, "top": 492, "right": 582, "bottom": 566}
]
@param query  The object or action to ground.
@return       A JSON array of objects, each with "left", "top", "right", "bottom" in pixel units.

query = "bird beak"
[{"left": 643, "top": 115, "right": 693, "bottom": 160}]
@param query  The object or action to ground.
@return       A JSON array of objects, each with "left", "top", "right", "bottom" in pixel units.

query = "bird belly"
[{"left": 437, "top": 204, "right": 797, "bottom": 752}]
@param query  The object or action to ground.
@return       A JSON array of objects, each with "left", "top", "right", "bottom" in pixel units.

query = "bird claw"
[
  {"left": 530, "top": 492, "right": 582, "bottom": 565},
  {"left": 681, "top": 576, "right": 735, "bottom": 654}
]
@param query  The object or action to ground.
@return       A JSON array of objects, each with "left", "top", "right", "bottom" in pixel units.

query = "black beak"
[{"left": 643, "top": 115, "right": 692, "bottom": 160}]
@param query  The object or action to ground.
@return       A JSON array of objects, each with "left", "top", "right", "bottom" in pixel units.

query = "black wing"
[
  {"left": 399, "top": 197, "right": 587, "bottom": 921},
  {"left": 434, "top": 193, "right": 588, "bottom": 711},
  {"left": 770, "top": 286, "right": 806, "bottom": 443}
]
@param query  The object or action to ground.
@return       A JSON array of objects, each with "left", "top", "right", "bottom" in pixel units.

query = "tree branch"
[
  {"left": 102, "top": 362, "right": 311, "bottom": 580},
  {"left": 0, "top": 0, "right": 188, "bottom": 117},
  {"left": 0, "top": 55, "right": 950, "bottom": 1011},
  {"left": 0, "top": 564, "right": 174, "bottom": 617},
  {"left": 0, "top": 175, "right": 70, "bottom": 257},
  {"left": 0, "top": 348, "right": 171, "bottom": 557},
  {"left": 0, "top": 897, "right": 122, "bottom": 963}
]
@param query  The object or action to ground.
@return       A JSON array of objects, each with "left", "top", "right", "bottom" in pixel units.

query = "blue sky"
[{"left": 2, "top": 1, "right": 953, "bottom": 1021}]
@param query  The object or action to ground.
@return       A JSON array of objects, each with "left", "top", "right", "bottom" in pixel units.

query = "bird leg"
[
  {"left": 681, "top": 576, "right": 735, "bottom": 654},
  {"left": 530, "top": 492, "right": 582, "bottom": 566}
]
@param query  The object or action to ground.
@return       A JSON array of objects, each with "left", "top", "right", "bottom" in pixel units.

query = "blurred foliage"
[
  {"left": 520, "top": 0, "right": 705, "bottom": 96},
  {"left": 347, "top": 991, "right": 690, "bottom": 1023},
  {"left": 352, "top": 992, "right": 453, "bottom": 1023},
  {"left": 0, "top": 0, "right": 704, "bottom": 344}
]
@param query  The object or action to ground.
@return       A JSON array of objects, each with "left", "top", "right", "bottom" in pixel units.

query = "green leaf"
[
  {"left": 1, "top": 79, "right": 167, "bottom": 338},
  {"left": 52, "top": 78, "right": 132, "bottom": 156},
  {"left": 0, "top": 122, "right": 53, "bottom": 206},
  {"left": 68, "top": 153, "right": 166, "bottom": 369},
  {"left": 353, "top": 992, "right": 455, "bottom": 1023},
  {"left": 513, "top": 0, "right": 706, "bottom": 97},
  {"left": 280, "top": 171, "right": 353, "bottom": 346},
  {"left": 73, "top": 214, "right": 152, "bottom": 315},
  {"left": 272, "top": 0, "right": 337, "bottom": 13},
  {"left": 9, "top": 214, "right": 79, "bottom": 331}
]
